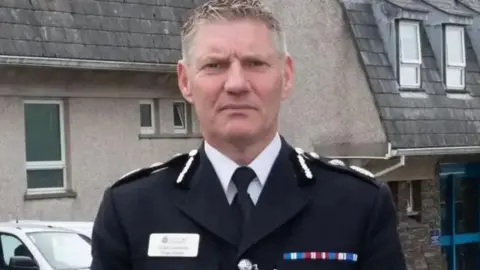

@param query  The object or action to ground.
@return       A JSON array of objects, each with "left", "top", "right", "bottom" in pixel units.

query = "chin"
[
  {"left": 214, "top": 117, "right": 262, "bottom": 141},
  {"left": 222, "top": 128, "right": 258, "bottom": 142}
]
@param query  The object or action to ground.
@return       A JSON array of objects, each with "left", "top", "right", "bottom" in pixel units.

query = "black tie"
[{"left": 231, "top": 166, "right": 257, "bottom": 235}]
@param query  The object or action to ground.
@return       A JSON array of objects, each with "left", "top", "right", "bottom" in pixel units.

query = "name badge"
[{"left": 148, "top": 233, "right": 200, "bottom": 257}]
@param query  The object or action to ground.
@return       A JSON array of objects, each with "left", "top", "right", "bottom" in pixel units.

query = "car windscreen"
[{"left": 27, "top": 231, "right": 91, "bottom": 270}]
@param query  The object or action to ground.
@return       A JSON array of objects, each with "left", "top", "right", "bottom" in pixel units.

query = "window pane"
[
  {"left": 24, "top": 103, "right": 62, "bottom": 162},
  {"left": 27, "top": 169, "right": 64, "bottom": 189},
  {"left": 173, "top": 103, "right": 186, "bottom": 128},
  {"left": 446, "top": 27, "right": 464, "bottom": 65},
  {"left": 446, "top": 67, "right": 464, "bottom": 88},
  {"left": 440, "top": 203, "right": 450, "bottom": 234},
  {"left": 400, "top": 23, "right": 420, "bottom": 61},
  {"left": 140, "top": 104, "right": 152, "bottom": 127},
  {"left": 387, "top": 182, "right": 398, "bottom": 207},
  {"left": 1, "top": 235, "right": 33, "bottom": 266},
  {"left": 455, "top": 179, "right": 479, "bottom": 234},
  {"left": 455, "top": 201, "right": 465, "bottom": 233},
  {"left": 399, "top": 65, "right": 420, "bottom": 86},
  {"left": 28, "top": 232, "right": 92, "bottom": 269},
  {"left": 412, "top": 180, "right": 422, "bottom": 210},
  {"left": 455, "top": 243, "right": 480, "bottom": 270}
]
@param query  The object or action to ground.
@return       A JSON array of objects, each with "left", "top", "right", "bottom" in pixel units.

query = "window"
[
  {"left": 387, "top": 181, "right": 399, "bottom": 209},
  {"left": 406, "top": 180, "right": 422, "bottom": 217},
  {"left": 0, "top": 234, "right": 35, "bottom": 266},
  {"left": 24, "top": 100, "right": 66, "bottom": 192},
  {"left": 173, "top": 101, "right": 187, "bottom": 133},
  {"left": 28, "top": 232, "right": 91, "bottom": 269},
  {"left": 138, "top": 99, "right": 197, "bottom": 136},
  {"left": 398, "top": 20, "right": 422, "bottom": 88},
  {"left": 139, "top": 100, "right": 155, "bottom": 134},
  {"left": 444, "top": 25, "right": 466, "bottom": 90}
]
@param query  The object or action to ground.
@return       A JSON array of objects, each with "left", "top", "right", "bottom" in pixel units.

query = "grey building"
[
  {"left": 0, "top": 0, "right": 384, "bottom": 221},
  {"left": 0, "top": 0, "right": 479, "bottom": 269}
]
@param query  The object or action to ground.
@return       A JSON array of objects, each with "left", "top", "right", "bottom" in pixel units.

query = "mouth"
[{"left": 220, "top": 105, "right": 256, "bottom": 111}]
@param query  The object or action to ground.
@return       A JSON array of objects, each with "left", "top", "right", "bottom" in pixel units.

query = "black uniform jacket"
[{"left": 90, "top": 138, "right": 406, "bottom": 270}]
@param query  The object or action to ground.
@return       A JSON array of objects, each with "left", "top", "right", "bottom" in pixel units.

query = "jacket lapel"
[
  {"left": 237, "top": 140, "right": 315, "bottom": 257},
  {"left": 175, "top": 148, "right": 239, "bottom": 247}
]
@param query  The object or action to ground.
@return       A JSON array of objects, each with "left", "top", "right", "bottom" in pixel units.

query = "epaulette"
[
  {"left": 289, "top": 147, "right": 315, "bottom": 187},
  {"left": 293, "top": 148, "right": 379, "bottom": 187},
  {"left": 112, "top": 149, "right": 199, "bottom": 188}
]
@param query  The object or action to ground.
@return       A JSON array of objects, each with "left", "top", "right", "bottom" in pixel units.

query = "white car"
[
  {"left": 9, "top": 220, "right": 93, "bottom": 240},
  {"left": 0, "top": 222, "right": 91, "bottom": 270}
]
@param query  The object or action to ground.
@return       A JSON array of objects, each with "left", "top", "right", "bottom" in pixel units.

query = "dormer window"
[
  {"left": 444, "top": 25, "right": 466, "bottom": 90},
  {"left": 398, "top": 20, "right": 422, "bottom": 89}
]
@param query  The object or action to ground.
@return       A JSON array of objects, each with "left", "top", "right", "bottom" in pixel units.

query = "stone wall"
[{"left": 389, "top": 179, "right": 447, "bottom": 270}]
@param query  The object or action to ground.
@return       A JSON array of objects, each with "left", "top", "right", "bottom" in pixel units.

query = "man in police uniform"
[{"left": 90, "top": 0, "right": 406, "bottom": 269}]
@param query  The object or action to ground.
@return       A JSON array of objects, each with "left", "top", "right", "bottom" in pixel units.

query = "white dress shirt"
[{"left": 204, "top": 133, "right": 282, "bottom": 205}]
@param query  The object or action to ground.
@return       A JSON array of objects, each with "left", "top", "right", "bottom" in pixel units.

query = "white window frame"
[
  {"left": 172, "top": 101, "right": 188, "bottom": 134},
  {"left": 444, "top": 25, "right": 466, "bottom": 90},
  {"left": 139, "top": 100, "right": 156, "bottom": 135},
  {"left": 24, "top": 100, "right": 67, "bottom": 194},
  {"left": 398, "top": 20, "right": 422, "bottom": 88},
  {"left": 406, "top": 180, "right": 421, "bottom": 216},
  {"left": 406, "top": 181, "right": 414, "bottom": 213}
]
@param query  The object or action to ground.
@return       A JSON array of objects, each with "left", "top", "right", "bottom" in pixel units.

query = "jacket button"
[{"left": 237, "top": 258, "right": 253, "bottom": 270}]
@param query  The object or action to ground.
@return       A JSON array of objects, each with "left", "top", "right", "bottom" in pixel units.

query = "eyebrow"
[
  {"left": 240, "top": 53, "right": 274, "bottom": 60},
  {"left": 196, "top": 52, "right": 276, "bottom": 64}
]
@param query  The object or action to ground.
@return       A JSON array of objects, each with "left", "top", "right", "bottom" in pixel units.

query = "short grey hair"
[{"left": 181, "top": 0, "right": 287, "bottom": 61}]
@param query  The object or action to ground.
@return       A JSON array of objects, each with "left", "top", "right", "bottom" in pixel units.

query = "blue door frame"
[{"left": 438, "top": 163, "right": 480, "bottom": 270}]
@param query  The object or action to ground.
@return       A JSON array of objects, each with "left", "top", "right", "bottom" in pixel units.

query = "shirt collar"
[{"left": 204, "top": 133, "right": 282, "bottom": 193}]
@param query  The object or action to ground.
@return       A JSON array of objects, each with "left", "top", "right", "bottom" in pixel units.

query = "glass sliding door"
[{"left": 439, "top": 163, "right": 480, "bottom": 270}]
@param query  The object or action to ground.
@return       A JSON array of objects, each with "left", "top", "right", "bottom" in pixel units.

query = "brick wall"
[{"left": 388, "top": 179, "right": 447, "bottom": 270}]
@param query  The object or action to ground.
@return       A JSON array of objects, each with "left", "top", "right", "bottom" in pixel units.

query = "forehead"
[{"left": 191, "top": 19, "right": 277, "bottom": 58}]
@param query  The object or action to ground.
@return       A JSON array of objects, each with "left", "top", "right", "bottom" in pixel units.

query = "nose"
[{"left": 224, "top": 61, "right": 249, "bottom": 94}]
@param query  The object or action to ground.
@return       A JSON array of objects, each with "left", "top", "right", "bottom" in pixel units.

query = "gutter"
[
  {"left": 340, "top": 144, "right": 480, "bottom": 178},
  {"left": 326, "top": 143, "right": 396, "bottom": 160},
  {"left": 391, "top": 146, "right": 480, "bottom": 156},
  {"left": 0, "top": 55, "right": 177, "bottom": 73}
]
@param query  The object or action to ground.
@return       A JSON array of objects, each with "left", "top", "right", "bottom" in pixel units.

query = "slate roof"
[
  {"left": 341, "top": 0, "right": 480, "bottom": 149},
  {"left": 422, "top": 0, "right": 474, "bottom": 16},
  {"left": 0, "top": 0, "right": 204, "bottom": 64},
  {"left": 460, "top": 0, "right": 480, "bottom": 12},
  {"left": 388, "top": 0, "right": 430, "bottom": 12}
]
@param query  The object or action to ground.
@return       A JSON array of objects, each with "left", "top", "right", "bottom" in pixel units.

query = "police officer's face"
[{"left": 177, "top": 19, "right": 293, "bottom": 142}]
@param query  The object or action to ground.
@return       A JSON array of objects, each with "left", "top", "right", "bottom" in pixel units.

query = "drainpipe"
[
  {"left": 373, "top": 155, "right": 406, "bottom": 178},
  {"left": 326, "top": 143, "right": 407, "bottom": 177},
  {"left": 365, "top": 143, "right": 406, "bottom": 177}
]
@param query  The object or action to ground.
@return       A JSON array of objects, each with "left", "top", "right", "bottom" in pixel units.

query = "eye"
[
  {"left": 246, "top": 60, "right": 265, "bottom": 67},
  {"left": 204, "top": 63, "right": 221, "bottom": 69}
]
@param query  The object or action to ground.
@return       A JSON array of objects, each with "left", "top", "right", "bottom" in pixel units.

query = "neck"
[{"left": 204, "top": 129, "right": 278, "bottom": 165}]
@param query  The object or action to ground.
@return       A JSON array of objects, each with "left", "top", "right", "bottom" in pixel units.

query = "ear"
[
  {"left": 281, "top": 54, "right": 294, "bottom": 100},
  {"left": 177, "top": 60, "right": 194, "bottom": 103}
]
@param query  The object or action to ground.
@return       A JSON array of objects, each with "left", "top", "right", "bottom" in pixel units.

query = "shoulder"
[
  {"left": 111, "top": 149, "right": 199, "bottom": 189},
  {"left": 294, "top": 148, "right": 381, "bottom": 189}
]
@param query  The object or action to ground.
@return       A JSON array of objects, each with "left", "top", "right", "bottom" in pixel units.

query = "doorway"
[{"left": 439, "top": 162, "right": 480, "bottom": 270}]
